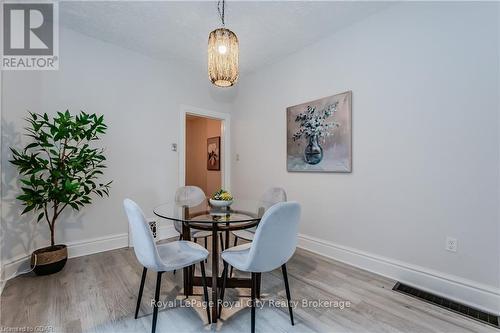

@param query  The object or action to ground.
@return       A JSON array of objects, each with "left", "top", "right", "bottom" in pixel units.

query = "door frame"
[{"left": 179, "top": 104, "right": 231, "bottom": 191}]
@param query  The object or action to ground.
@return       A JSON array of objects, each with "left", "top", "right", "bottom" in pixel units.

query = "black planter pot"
[{"left": 31, "top": 244, "right": 68, "bottom": 276}]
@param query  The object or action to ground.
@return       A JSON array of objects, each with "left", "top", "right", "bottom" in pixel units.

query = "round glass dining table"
[
  {"left": 153, "top": 199, "right": 267, "bottom": 229},
  {"left": 153, "top": 199, "right": 269, "bottom": 323}
]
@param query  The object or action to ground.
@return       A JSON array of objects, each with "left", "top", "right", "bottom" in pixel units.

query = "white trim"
[
  {"left": 298, "top": 233, "right": 500, "bottom": 315},
  {"left": 0, "top": 57, "right": 4, "bottom": 296},
  {"left": 1, "top": 253, "right": 27, "bottom": 292},
  {"left": 1, "top": 233, "right": 128, "bottom": 292},
  {"left": 179, "top": 104, "right": 231, "bottom": 191},
  {"left": 67, "top": 233, "right": 128, "bottom": 258}
]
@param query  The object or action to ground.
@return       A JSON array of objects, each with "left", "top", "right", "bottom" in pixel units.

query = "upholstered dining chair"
[
  {"left": 123, "top": 199, "right": 211, "bottom": 333},
  {"left": 175, "top": 186, "right": 225, "bottom": 251},
  {"left": 230, "top": 187, "right": 287, "bottom": 276},
  {"left": 219, "top": 202, "right": 301, "bottom": 333}
]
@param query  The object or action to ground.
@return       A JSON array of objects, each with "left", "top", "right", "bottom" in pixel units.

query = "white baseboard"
[
  {"left": 298, "top": 233, "right": 500, "bottom": 316},
  {"left": 1, "top": 233, "right": 129, "bottom": 293},
  {"left": 67, "top": 233, "right": 128, "bottom": 258}
]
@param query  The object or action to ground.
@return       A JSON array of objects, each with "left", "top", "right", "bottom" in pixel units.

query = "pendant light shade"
[{"left": 208, "top": 1, "right": 239, "bottom": 87}]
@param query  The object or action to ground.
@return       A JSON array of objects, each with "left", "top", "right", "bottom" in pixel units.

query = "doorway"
[
  {"left": 179, "top": 105, "right": 231, "bottom": 195},
  {"left": 185, "top": 115, "right": 222, "bottom": 196}
]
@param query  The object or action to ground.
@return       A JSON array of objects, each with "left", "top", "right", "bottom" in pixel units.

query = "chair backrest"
[
  {"left": 175, "top": 186, "right": 206, "bottom": 206},
  {"left": 245, "top": 202, "right": 301, "bottom": 272},
  {"left": 261, "top": 187, "right": 287, "bottom": 205},
  {"left": 123, "top": 199, "right": 163, "bottom": 271},
  {"left": 173, "top": 186, "right": 206, "bottom": 232},
  {"left": 258, "top": 187, "right": 287, "bottom": 216}
]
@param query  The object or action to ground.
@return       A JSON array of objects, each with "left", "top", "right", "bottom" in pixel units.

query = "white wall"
[
  {"left": 1, "top": 27, "right": 233, "bottom": 281},
  {"left": 231, "top": 2, "right": 500, "bottom": 312}
]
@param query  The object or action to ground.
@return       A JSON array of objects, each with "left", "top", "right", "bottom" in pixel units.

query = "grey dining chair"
[
  {"left": 123, "top": 199, "right": 210, "bottom": 333},
  {"left": 219, "top": 202, "right": 301, "bottom": 333},
  {"left": 230, "top": 187, "right": 287, "bottom": 276},
  {"left": 175, "top": 186, "right": 225, "bottom": 251}
]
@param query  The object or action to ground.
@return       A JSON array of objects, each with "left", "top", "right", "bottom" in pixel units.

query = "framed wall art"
[
  {"left": 287, "top": 91, "right": 352, "bottom": 172},
  {"left": 207, "top": 136, "right": 221, "bottom": 171}
]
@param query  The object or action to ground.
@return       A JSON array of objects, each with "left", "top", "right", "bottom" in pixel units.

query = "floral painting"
[
  {"left": 207, "top": 136, "right": 220, "bottom": 171},
  {"left": 287, "top": 91, "right": 352, "bottom": 172}
]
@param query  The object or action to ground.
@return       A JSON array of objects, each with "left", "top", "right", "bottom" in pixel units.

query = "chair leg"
[
  {"left": 229, "top": 236, "right": 238, "bottom": 277},
  {"left": 200, "top": 261, "right": 211, "bottom": 324},
  {"left": 218, "top": 261, "right": 228, "bottom": 318},
  {"left": 152, "top": 272, "right": 163, "bottom": 333},
  {"left": 251, "top": 272, "right": 256, "bottom": 333},
  {"left": 204, "top": 238, "right": 208, "bottom": 263},
  {"left": 135, "top": 267, "right": 147, "bottom": 319},
  {"left": 255, "top": 273, "right": 261, "bottom": 299},
  {"left": 219, "top": 233, "right": 224, "bottom": 251},
  {"left": 281, "top": 264, "right": 294, "bottom": 326}
]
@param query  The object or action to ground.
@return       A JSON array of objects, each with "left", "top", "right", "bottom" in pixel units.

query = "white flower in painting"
[
  {"left": 293, "top": 103, "right": 340, "bottom": 142},
  {"left": 208, "top": 143, "right": 219, "bottom": 166}
]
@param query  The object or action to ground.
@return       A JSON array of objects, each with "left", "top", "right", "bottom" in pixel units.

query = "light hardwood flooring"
[{"left": 0, "top": 238, "right": 496, "bottom": 333}]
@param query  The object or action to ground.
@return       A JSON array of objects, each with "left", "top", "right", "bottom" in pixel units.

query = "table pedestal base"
[{"left": 188, "top": 275, "right": 261, "bottom": 323}]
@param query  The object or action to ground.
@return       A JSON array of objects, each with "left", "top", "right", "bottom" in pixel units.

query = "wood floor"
[{"left": 1, "top": 238, "right": 496, "bottom": 333}]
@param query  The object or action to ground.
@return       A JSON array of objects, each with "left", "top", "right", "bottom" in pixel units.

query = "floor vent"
[{"left": 392, "top": 282, "right": 499, "bottom": 329}]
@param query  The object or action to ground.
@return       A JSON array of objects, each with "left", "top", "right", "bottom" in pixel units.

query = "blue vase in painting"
[{"left": 304, "top": 135, "right": 323, "bottom": 165}]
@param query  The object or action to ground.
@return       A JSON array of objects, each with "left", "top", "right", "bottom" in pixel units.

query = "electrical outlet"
[
  {"left": 171, "top": 143, "right": 177, "bottom": 152},
  {"left": 446, "top": 237, "right": 457, "bottom": 252}
]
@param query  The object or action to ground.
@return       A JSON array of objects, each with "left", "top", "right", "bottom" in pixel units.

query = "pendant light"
[{"left": 208, "top": 0, "right": 239, "bottom": 87}]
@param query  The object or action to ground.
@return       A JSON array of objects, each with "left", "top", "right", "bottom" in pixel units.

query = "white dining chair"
[
  {"left": 230, "top": 187, "right": 287, "bottom": 276},
  {"left": 123, "top": 199, "right": 211, "bottom": 333},
  {"left": 219, "top": 202, "right": 301, "bottom": 333},
  {"left": 175, "top": 186, "right": 225, "bottom": 251}
]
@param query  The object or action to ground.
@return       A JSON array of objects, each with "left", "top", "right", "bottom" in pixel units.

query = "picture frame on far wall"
[
  {"left": 207, "top": 136, "right": 221, "bottom": 171},
  {"left": 287, "top": 91, "right": 352, "bottom": 173}
]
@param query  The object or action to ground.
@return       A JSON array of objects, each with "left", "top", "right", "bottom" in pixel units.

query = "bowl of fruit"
[{"left": 209, "top": 189, "right": 233, "bottom": 207}]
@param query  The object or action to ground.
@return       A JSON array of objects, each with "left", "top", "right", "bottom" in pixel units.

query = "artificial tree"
[{"left": 10, "top": 110, "right": 112, "bottom": 252}]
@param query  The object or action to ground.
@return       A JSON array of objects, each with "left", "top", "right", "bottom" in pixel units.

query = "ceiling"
[{"left": 60, "top": 1, "right": 391, "bottom": 74}]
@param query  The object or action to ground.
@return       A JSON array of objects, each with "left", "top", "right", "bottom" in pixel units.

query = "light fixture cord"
[{"left": 217, "top": 0, "right": 225, "bottom": 26}]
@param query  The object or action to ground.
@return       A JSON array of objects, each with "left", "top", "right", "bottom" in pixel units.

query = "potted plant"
[
  {"left": 209, "top": 189, "right": 233, "bottom": 207},
  {"left": 292, "top": 103, "right": 340, "bottom": 165},
  {"left": 10, "top": 110, "right": 112, "bottom": 275}
]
